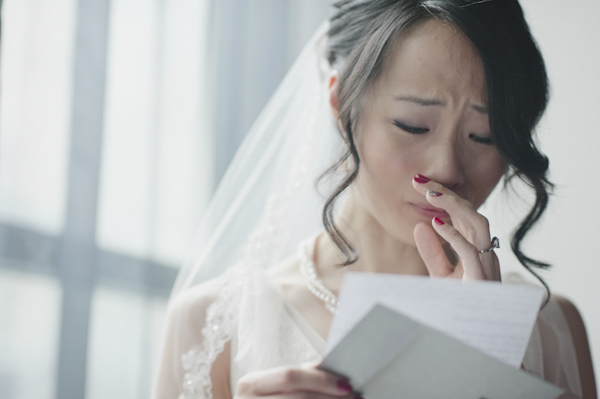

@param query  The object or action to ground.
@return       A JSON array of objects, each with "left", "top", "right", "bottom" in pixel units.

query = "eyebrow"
[{"left": 394, "top": 95, "right": 488, "bottom": 115}]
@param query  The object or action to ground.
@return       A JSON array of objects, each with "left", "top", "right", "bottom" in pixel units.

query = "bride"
[{"left": 153, "top": 1, "right": 596, "bottom": 398}]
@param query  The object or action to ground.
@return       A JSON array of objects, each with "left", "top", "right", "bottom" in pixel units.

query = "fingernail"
[
  {"left": 434, "top": 217, "right": 445, "bottom": 225},
  {"left": 414, "top": 174, "right": 429, "bottom": 184},
  {"left": 427, "top": 190, "right": 442, "bottom": 197},
  {"left": 337, "top": 380, "right": 353, "bottom": 393}
]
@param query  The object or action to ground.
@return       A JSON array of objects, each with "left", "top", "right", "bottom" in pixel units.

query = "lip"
[{"left": 409, "top": 203, "right": 450, "bottom": 219}]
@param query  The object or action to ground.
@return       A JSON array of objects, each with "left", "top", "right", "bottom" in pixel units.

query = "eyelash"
[
  {"left": 469, "top": 133, "right": 493, "bottom": 146},
  {"left": 394, "top": 120, "right": 494, "bottom": 146},
  {"left": 393, "top": 120, "right": 429, "bottom": 134}
]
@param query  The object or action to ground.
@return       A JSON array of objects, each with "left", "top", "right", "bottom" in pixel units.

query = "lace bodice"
[{"left": 174, "top": 264, "right": 323, "bottom": 399}]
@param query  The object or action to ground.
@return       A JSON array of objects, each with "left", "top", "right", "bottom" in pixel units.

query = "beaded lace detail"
[
  {"left": 178, "top": 267, "right": 246, "bottom": 399},
  {"left": 177, "top": 260, "right": 324, "bottom": 399}
]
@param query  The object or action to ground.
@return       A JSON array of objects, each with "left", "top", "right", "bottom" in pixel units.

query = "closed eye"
[
  {"left": 393, "top": 120, "right": 429, "bottom": 134},
  {"left": 469, "top": 133, "right": 493, "bottom": 145}
]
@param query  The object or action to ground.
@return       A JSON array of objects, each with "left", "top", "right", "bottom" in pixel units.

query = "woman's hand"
[
  {"left": 235, "top": 364, "right": 358, "bottom": 399},
  {"left": 411, "top": 175, "right": 501, "bottom": 282}
]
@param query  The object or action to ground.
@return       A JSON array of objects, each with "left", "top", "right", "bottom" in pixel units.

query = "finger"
[
  {"left": 428, "top": 192, "right": 492, "bottom": 251},
  {"left": 432, "top": 217, "right": 501, "bottom": 281},
  {"left": 430, "top": 217, "right": 487, "bottom": 281},
  {"left": 413, "top": 176, "right": 500, "bottom": 281},
  {"left": 412, "top": 175, "right": 468, "bottom": 207},
  {"left": 413, "top": 222, "right": 455, "bottom": 278},
  {"left": 236, "top": 366, "right": 354, "bottom": 397},
  {"left": 412, "top": 176, "right": 491, "bottom": 250},
  {"left": 412, "top": 177, "right": 476, "bottom": 222},
  {"left": 427, "top": 197, "right": 501, "bottom": 281}
]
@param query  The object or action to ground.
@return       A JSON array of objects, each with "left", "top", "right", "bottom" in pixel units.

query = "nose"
[{"left": 420, "top": 136, "right": 466, "bottom": 190}]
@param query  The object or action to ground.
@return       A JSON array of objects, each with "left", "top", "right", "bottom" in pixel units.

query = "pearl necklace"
[{"left": 299, "top": 236, "right": 339, "bottom": 314}]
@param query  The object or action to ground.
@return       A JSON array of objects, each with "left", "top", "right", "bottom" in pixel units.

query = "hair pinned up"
[{"left": 322, "top": 0, "right": 552, "bottom": 295}]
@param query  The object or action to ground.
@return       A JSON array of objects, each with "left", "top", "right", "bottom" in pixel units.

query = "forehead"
[{"left": 374, "top": 19, "right": 487, "bottom": 104}]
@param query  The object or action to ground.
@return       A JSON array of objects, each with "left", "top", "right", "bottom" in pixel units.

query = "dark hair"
[{"left": 323, "top": 0, "right": 552, "bottom": 291}]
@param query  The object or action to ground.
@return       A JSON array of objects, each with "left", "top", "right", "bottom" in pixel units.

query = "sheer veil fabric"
[
  {"left": 152, "top": 22, "right": 583, "bottom": 399},
  {"left": 153, "top": 22, "right": 340, "bottom": 399}
]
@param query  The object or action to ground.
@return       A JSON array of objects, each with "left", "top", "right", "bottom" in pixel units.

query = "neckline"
[
  {"left": 260, "top": 232, "right": 335, "bottom": 352},
  {"left": 262, "top": 262, "right": 328, "bottom": 353},
  {"left": 282, "top": 298, "right": 327, "bottom": 354}
]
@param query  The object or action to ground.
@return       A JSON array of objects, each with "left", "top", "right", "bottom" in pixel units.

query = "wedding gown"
[{"left": 152, "top": 236, "right": 583, "bottom": 399}]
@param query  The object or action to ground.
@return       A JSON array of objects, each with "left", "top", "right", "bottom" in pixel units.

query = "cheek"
[
  {"left": 355, "top": 127, "right": 417, "bottom": 194},
  {"left": 470, "top": 154, "right": 506, "bottom": 206},
  {"left": 361, "top": 140, "right": 398, "bottom": 178}
]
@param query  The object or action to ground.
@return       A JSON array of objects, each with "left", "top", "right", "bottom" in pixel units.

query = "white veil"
[
  {"left": 171, "top": 22, "right": 342, "bottom": 296},
  {"left": 152, "top": 21, "right": 348, "bottom": 399},
  {"left": 153, "top": 22, "right": 342, "bottom": 399}
]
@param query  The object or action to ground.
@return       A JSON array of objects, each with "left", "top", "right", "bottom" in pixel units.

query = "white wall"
[{"left": 484, "top": 0, "right": 600, "bottom": 385}]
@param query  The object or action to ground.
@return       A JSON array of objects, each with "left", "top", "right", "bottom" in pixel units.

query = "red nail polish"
[
  {"left": 414, "top": 174, "right": 429, "bottom": 184},
  {"left": 337, "top": 380, "right": 353, "bottom": 392},
  {"left": 434, "top": 217, "right": 445, "bottom": 225}
]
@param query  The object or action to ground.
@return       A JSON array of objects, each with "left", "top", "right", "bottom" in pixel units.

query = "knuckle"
[
  {"left": 447, "top": 227, "right": 461, "bottom": 239},
  {"left": 447, "top": 194, "right": 460, "bottom": 206},
  {"left": 465, "top": 224, "right": 478, "bottom": 239},
  {"left": 281, "top": 368, "right": 301, "bottom": 385},
  {"left": 475, "top": 214, "right": 490, "bottom": 230},
  {"left": 464, "top": 198, "right": 476, "bottom": 210},
  {"left": 235, "top": 377, "right": 253, "bottom": 394}
]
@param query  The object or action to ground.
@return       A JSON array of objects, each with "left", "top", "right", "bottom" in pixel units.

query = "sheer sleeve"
[
  {"left": 152, "top": 271, "right": 241, "bottom": 399},
  {"left": 522, "top": 294, "right": 584, "bottom": 398},
  {"left": 151, "top": 262, "right": 325, "bottom": 398},
  {"left": 501, "top": 272, "right": 584, "bottom": 397}
]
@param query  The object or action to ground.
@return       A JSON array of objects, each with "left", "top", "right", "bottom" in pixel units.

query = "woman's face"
[{"left": 350, "top": 19, "right": 507, "bottom": 245}]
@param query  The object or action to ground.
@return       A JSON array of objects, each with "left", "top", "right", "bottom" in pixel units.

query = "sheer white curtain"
[
  {"left": 0, "top": 2, "right": 76, "bottom": 398},
  {"left": 0, "top": 1, "right": 332, "bottom": 398}
]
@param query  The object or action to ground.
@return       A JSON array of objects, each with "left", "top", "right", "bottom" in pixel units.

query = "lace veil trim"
[{"left": 178, "top": 267, "right": 246, "bottom": 399}]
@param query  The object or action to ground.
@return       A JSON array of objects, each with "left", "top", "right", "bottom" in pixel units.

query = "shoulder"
[
  {"left": 153, "top": 275, "right": 233, "bottom": 399},
  {"left": 166, "top": 277, "right": 226, "bottom": 329},
  {"left": 160, "top": 276, "right": 235, "bottom": 398},
  {"left": 504, "top": 274, "right": 596, "bottom": 397},
  {"left": 552, "top": 295, "right": 597, "bottom": 399},
  {"left": 268, "top": 255, "right": 314, "bottom": 310},
  {"left": 268, "top": 255, "right": 304, "bottom": 291}
]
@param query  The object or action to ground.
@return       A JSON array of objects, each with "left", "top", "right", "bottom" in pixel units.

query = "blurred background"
[{"left": 0, "top": 0, "right": 597, "bottom": 398}]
